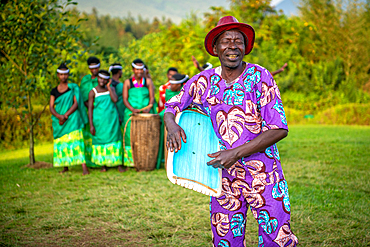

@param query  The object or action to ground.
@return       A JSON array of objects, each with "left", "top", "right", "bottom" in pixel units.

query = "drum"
[
  {"left": 130, "top": 113, "right": 161, "bottom": 171},
  {"left": 166, "top": 109, "right": 222, "bottom": 197}
]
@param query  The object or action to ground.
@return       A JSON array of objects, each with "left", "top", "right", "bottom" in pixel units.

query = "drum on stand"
[{"left": 130, "top": 113, "right": 160, "bottom": 171}]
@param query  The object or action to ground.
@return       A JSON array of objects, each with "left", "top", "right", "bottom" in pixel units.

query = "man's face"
[
  {"left": 89, "top": 64, "right": 100, "bottom": 76},
  {"left": 98, "top": 76, "right": 108, "bottom": 87},
  {"left": 117, "top": 70, "right": 122, "bottom": 79},
  {"left": 133, "top": 63, "right": 144, "bottom": 79},
  {"left": 57, "top": 72, "right": 69, "bottom": 83},
  {"left": 167, "top": 70, "right": 177, "bottom": 81},
  {"left": 170, "top": 83, "right": 182, "bottom": 92},
  {"left": 213, "top": 30, "right": 245, "bottom": 69}
]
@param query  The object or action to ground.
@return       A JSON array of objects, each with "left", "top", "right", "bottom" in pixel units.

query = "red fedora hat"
[{"left": 204, "top": 16, "right": 255, "bottom": 57}]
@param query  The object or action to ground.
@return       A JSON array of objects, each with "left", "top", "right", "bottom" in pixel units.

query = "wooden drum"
[{"left": 130, "top": 113, "right": 160, "bottom": 171}]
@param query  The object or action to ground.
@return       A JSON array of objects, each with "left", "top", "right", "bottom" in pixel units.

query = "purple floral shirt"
[{"left": 165, "top": 63, "right": 288, "bottom": 176}]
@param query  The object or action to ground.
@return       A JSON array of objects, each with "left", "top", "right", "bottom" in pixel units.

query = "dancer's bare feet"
[
  {"left": 82, "top": 163, "right": 90, "bottom": 175},
  {"left": 100, "top": 166, "right": 107, "bottom": 172},
  {"left": 59, "top": 167, "right": 69, "bottom": 174},
  {"left": 118, "top": 165, "right": 128, "bottom": 173}
]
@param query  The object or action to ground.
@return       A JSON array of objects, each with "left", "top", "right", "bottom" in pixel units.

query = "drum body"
[
  {"left": 166, "top": 110, "right": 222, "bottom": 197},
  {"left": 130, "top": 113, "right": 160, "bottom": 171}
]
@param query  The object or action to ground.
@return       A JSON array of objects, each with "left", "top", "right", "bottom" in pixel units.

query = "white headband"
[
  {"left": 131, "top": 63, "right": 145, "bottom": 69},
  {"left": 169, "top": 75, "right": 189, "bottom": 84},
  {"left": 88, "top": 63, "right": 100, "bottom": 69},
  {"left": 98, "top": 73, "right": 110, "bottom": 79},
  {"left": 57, "top": 69, "right": 69, "bottom": 74},
  {"left": 203, "top": 62, "right": 213, "bottom": 70},
  {"left": 108, "top": 65, "right": 123, "bottom": 72}
]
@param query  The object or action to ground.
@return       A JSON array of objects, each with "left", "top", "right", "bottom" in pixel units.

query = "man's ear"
[{"left": 213, "top": 45, "right": 218, "bottom": 55}]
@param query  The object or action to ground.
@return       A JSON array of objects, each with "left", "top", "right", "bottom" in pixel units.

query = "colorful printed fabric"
[
  {"left": 91, "top": 141, "right": 123, "bottom": 167},
  {"left": 124, "top": 145, "right": 134, "bottom": 167},
  {"left": 82, "top": 125, "right": 100, "bottom": 168},
  {"left": 165, "top": 63, "right": 298, "bottom": 246},
  {"left": 158, "top": 82, "right": 170, "bottom": 113},
  {"left": 53, "top": 129, "right": 85, "bottom": 167}
]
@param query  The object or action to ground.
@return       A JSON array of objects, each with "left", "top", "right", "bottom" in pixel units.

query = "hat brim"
[{"left": 204, "top": 23, "right": 255, "bottom": 57}]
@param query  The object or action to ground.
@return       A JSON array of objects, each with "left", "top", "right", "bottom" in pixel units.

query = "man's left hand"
[
  {"left": 142, "top": 108, "right": 151, "bottom": 113},
  {"left": 207, "top": 149, "right": 240, "bottom": 169}
]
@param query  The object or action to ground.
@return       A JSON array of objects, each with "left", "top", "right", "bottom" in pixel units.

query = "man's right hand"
[
  {"left": 165, "top": 113, "right": 186, "bottom": 153},
  {"left": 90, "top": 126, "right": 96, "bottom": 136}
]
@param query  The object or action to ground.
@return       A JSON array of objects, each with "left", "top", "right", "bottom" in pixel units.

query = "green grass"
[{"left": 1, "top": 125, "right": 369, "bottom": 246}]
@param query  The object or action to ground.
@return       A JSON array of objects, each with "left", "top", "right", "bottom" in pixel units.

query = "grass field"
[{"left": 1, "top": 125, "right": 369, "bottom": 246}]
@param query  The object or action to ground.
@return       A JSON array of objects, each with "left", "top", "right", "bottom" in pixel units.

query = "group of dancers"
[{"left": 50, "top": 56, "right": 191, "bottom": 175}]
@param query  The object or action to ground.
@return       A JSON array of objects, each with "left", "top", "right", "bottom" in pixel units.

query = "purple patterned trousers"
[{"left": 210, "top": 161, "right": 298, "bottom": 247}]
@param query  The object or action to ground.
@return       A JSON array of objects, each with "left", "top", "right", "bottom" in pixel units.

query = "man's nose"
[{"left": 228, "top": 40, "right": 238, "bottom": 49}]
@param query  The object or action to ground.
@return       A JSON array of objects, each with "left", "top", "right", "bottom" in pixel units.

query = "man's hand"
[
  {"left": 107, "top": 79, "right": 112, "bottom": 88},
  {"left": 192, "top": 55, "right": 201, "bottom": 71},
  {"left": 131, "top": 108, "right": 140, "bottom": 114},
  {"left": 90, "top": 125, "right": 96, "bottom": 136},
  {"left": 142, "top": 107, "right": 151, "bottom": 113},
  {"left": 207, "top": 149, "right": 240, "bottom": 169},
  {"left": 58, "top": 115, "right": 67, "bottom": 125},
  {"left": 166, "top": 121, "right": 187, "bottom": 153}
]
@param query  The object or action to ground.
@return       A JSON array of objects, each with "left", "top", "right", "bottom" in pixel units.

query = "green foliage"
[
  {"left": 0, "top": 107, "right": 53, "bottom": 149},
  {"left": 0, "top": 0, "right": 89, "bottom": 163}
]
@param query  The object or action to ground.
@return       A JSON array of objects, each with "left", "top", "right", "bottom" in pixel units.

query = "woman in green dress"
[
  {"left": 88, "top": 70, "right": 127, "bottom": 173},
  {"left": 122, "top": 59, "right": 156, "bottom": 167},
  {"left": 49, "top": 64, "right": 90, "bottom": 175},
  {"left": 158, "top": 73, "right": 189, "bottom": 166},
  {"left": 80, "top": 56, "right": 101, "bottom": 168},
  {"left": 109, "top": 63, "right": 125, "bottom": 125}
]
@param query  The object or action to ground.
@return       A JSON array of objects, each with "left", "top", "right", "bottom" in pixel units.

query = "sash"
[
  {"left": 166, "top": 109, "right": 222, "bottom": 197},
  {"left": 112, "top": 82, "right": 126, "bottom": 123},
  {"left": 80, "top": 74, "right": 98, "bottom": 103}
]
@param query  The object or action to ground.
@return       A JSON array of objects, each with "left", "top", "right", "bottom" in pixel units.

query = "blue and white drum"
[{"left": 166, "top": 109, "right": 222, "bottom": 197}]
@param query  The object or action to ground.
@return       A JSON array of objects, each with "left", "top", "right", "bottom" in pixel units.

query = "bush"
[
  {"left": 285, "top": 103, "right": 370, "bottom": 125},
  {"left": 316, "top": 103, "right": 370, "bottom": 125},
  {"left": 0, "top": 106, "right": 53, "bottom": 149}
]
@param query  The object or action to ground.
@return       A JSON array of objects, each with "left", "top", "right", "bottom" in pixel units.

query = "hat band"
[
  {"left": 89, "top": 63, "right": 100, "bottom": 69},
  {"left": 108, "top": 65, "right": 123, "bottom": 72},
  {"left": 169, "top": 75, "right": 189, "bottom": 84},
  {"left": 132, "top": 63, "right": 145, "bottom": 69},
  {"left": 98, "top": 73, "right": 110, "bottom": 79},
  {"left": 57, "top": 69, "right": 69, "bottom": 74}
]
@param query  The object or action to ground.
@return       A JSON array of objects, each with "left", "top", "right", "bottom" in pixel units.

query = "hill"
[{"left": 73, "top": 0, "right": 230, "bottom": 23}]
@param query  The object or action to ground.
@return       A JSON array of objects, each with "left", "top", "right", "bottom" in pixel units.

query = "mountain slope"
[{"left": 73, "top": 0, "right": 230, "bottom": 23}]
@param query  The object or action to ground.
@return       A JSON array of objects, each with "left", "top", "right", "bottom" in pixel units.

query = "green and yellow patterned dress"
[
  {"left": 80, "top": 74, "right": 99, "bottom": 167},
  {"left": 91, "top": 88, "right": 123, "bottom": 167},
  {"left": 51, "top": 83, "right": 88, "bottom": 167}
]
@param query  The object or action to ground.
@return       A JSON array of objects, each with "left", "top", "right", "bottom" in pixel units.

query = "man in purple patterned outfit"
[{"left": 164, "top": 16, "right": 298, "bottom": 247}]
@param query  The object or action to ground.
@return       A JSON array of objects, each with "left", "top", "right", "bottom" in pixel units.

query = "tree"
[{"left": 0, "top": 0, "right": 85, "bottom": 165}]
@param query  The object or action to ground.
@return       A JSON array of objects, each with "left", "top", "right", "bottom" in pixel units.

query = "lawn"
[{"left": 0, "top": 125, "right": 369, "bottom": 246}]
